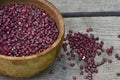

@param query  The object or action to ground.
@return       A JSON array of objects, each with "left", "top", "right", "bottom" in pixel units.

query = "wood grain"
[{"left": 48, "top": 0, "right": 120, "bottom": 13}]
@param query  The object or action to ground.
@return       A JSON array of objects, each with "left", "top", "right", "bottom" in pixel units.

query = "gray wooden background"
[
  {"left": 49, "top": 0, "right": 120, "bottom": 12},
  {"left": 1, "top": 0, "right": 120, "bottom": 80}
]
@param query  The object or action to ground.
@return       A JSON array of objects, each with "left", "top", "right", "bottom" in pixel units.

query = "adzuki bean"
[
  {"left": 118, "top": 34, "right": 120, "bottom": 38},
  {"left": 0, "top": 4, "right": 59, "bottom": 57},
  {"left": 61, "top": 28, "right": 109, "bottom": 80},
  {"left": 59, "top": 28, "right": 119, "bottom": 80}
]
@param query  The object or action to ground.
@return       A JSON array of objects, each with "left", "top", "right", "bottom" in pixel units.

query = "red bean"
[
  {"left": 106, "top": 46, "right": 114, "bottom": 56},
  {"left": 116, "top": 73, "right": 120, "bottom": 77},
  {"left": 108, "top": 59, "right": 112, "bottom": 63},
  {"left": 70, "top": 63, "right": 75, "bottom": 67},
  {"left": 63, "top": 66, "right": 67, "bottom": 70},
  {"left": 80, "top": 70, "right": 84, "bottom": 75},
  {"left": 60, "top": 29, "right": 116, "bottom": 80},
  {"left": 79, "top": 65, "right": 84, "bottom": 70},
  {"left": 118, "top": 34, "right": 120, "bottom": 38},
  {"left": 49, "top": 69, "right": 54, "bottom": 74},
  {"left": 86, "top": 28, "right": 93, "bottom": 33},
  {"left": 115, "top": 54, "right": 120, "bottom": 60},
  {"left": 72, "top": 76, "right": 77, "bottom": 80},
  {"left": 0, "top": 3, "right": 59, "bottom": 57}
]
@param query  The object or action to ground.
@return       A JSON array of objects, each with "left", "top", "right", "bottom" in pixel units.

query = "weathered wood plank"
[
  {"left": 0, "top": 17, "right": 120, "bottom": 80},
  {"left": 48, "top": 0, "right": 120, "bottom": 12}
]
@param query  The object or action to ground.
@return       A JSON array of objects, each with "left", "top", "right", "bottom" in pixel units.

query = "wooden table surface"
[
  {"left": 1, "top": 0, "right": 120, "bottom": 80},
  {"left": 49, "top": 0, "right": 120, "bottom": 12}
]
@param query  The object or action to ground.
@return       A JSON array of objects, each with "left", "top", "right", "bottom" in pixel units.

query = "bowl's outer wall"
[
  {"left": 0, "top": 0, "right": 64, "bottom": 78},
  {"left": 0, "top": 46, "right": 58, "bottom": 78}
]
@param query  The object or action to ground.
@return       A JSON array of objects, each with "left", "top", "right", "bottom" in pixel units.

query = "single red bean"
[
  {"left": 108, "top": 59, "right": 112, "bottom": 63},
  {"left": 118, "top": 34, "right": 120, "bottom": 38},
  {"left": 116, "top": 73, "right": 120, "bottom": 77}
]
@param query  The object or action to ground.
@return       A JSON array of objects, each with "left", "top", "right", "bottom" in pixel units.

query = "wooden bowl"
[{"left": 0, "top": 0, "right": 64, "bottom": 78}]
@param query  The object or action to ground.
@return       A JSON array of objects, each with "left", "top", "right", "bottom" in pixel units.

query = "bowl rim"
[{"left": 0, "top": 0, "right": 64, "bottom": 60}]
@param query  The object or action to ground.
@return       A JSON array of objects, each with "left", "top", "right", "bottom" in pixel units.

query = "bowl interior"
[{"left": 0, "top": 0, "right": 64, "bottom": 60}]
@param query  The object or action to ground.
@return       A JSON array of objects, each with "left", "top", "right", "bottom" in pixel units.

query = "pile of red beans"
[
  {"left": 0, "top": 4, "right": 59, "bottom": 57},
  {"left": 49, "top": 28, "right": 120, "bottom": 80}
]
